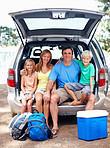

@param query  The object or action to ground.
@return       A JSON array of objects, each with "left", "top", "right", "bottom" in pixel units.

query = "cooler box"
[{"left": 77, "top": 110, "right": 109, "bottom": 141}]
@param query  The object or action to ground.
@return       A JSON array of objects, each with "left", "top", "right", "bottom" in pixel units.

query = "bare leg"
[
  {"left": 27, "top": 99, "right": 33, "bottom": 113},
  {"left": 35, "top": 92, "right": 43, "bottom": 113},
  {"left": 85, "top": 93, "right": 95, "bottom": 110},
  {"left": 50, "top": 92, "right": 59, "bottom": 133},
  {"left": 70, "top": 92, "right": 86, "bottom": 106},
  {"left": 21, "top": 99, "right": 27, "bottom": 114},
  {"left": 64, "top": 84, "right": 78, "bottom": 102},
  {"left": 44, "top": 101, "right": 50, "bottom": 127}
]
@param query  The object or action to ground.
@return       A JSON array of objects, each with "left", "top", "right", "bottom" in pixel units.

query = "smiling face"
[
  {"left": 42, "top": 52, "right": 51, "bottom": 64},
  {"left": 81, "top": 56, "right": 91, "bottom": 66},
  {"left": 26, "top": 61, "right": 34, "bottom": 72},
  {"left": 62, "top": 48, "right": 73, "bottom": 63}
]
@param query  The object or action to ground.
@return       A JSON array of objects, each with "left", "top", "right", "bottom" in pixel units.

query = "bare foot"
[
  {"left": 52, "top": 128, "right": 59, "bottom": 135},
  {"left": 69, "top": 101, "right": 81, "bottom": 106}
]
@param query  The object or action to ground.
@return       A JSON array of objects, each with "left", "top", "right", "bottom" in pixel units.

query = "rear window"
[
  {"left": 30, "top": 46, "right": 62, "bottom": 60},
  {"left": 24, "top": 18, "right": 89, "bottom": 30}
]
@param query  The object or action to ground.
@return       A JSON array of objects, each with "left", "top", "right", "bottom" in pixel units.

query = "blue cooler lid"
[{"left": 77, "top": 110, "right": 109, "bottom": 118}]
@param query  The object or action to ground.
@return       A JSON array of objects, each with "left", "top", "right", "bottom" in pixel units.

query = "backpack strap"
[
  {"left": 43, "top": 124, "right": 53, "bottom": 139},
  {"left": 18, "top": 129, "right": 29, "bottom": 141}
]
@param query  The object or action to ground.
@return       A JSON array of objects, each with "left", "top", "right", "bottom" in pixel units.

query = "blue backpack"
[{"left": 28, "top": 113, "right": 53, "bottom": 141}]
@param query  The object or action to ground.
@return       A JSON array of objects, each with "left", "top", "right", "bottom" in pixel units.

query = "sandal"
[{"left": 52, "top": 129, "right": 59, "bottom": 135}]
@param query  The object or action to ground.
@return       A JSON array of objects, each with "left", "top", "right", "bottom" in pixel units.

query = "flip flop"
[{"left": 52, "top": 129, "right": 59, "bottom": 135}]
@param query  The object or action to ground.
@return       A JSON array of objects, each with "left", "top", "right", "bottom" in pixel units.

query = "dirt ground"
[{"left": 0, "top": 84, "right": 110, "bottom": 148}]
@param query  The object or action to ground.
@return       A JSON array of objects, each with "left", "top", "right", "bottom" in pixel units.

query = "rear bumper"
[
  {"left": 7, "top": 93, "right": 22, "bottom": 114},
  {"left": 7, "top": 93, "right": 105, "bottom": 116}
]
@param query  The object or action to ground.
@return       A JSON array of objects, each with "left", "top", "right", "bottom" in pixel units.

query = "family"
[{"left": 20, "top": 47, "right": 95, "bottom": 135}]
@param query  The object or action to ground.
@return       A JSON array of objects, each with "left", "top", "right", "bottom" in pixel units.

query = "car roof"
[{"left": 9, "top": 8, "right": 106, "bottom": 40}]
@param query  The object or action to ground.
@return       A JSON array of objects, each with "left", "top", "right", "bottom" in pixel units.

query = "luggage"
[
  {"left": 9, "top": 112, "right": 31, "bottom": 140},
  {"left": 28, "top": 113, "right": 53, "bottom": 141}
]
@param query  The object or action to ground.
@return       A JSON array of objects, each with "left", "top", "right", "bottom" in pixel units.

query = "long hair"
[
  {"left": 37, "top": 49, "right": 52, "bottom": 72},
  {"left": 24, "top": 59, "right": 36, "bottom": 75}
]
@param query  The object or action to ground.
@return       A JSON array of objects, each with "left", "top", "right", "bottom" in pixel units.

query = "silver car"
[{"left": 7, "top": 8, "right": 109, "bottom": 116}]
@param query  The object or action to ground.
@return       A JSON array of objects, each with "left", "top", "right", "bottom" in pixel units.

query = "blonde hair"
[
  {"left": 81, "top": 50, "right": 93, "bottom": 59},
  {"left": 37, "top": 49, "right": 52, "bottom": 72},
  {"left": 24, "top": 59, "right": 36, "bottom": 75}
]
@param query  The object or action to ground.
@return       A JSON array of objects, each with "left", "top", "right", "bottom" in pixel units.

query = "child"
[
  {"left": 20, "top": 59, "right": 38, "bottom": 113},
  {"left": 64, "top": 50, "right": 95, "bottom": 106}
]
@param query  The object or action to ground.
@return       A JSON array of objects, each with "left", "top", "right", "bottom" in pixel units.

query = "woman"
[{"left": 35, "top": 49, "right": 55, "bottom": 126}]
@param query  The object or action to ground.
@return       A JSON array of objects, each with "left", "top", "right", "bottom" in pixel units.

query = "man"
[{"left": 43, "top": 47, "right": 95, "bottom": 135}]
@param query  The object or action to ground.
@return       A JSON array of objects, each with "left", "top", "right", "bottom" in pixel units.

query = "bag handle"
[{"left": 32, "top": 109, "right": 39, "bottom": 113}]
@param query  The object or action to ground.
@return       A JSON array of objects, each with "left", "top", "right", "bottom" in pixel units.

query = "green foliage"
[
  {"left": 0, "top": 26, "right": 19, "bottom": 46},
  {"left": 96, "top": 0, "right": 110, "bottom": 51},
  {"left": 97, "top": 0, "right": 110, "bottom": 13}
]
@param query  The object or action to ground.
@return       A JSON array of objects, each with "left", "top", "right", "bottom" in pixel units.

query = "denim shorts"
[
  {"left": 65, "top": 82, "right": 93, "bottom": 96},
  {"left": 20, "top": 92, "right": 35, "bottom": 101}
]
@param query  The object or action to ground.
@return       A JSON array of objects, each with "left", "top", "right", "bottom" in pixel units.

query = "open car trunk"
[{"left": 16, "top": 40, "right": 99, "bottom": 115}]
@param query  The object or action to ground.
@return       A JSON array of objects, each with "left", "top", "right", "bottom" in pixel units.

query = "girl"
[{"left": 20, "top": 59, "right": 37, "bottom": 113}]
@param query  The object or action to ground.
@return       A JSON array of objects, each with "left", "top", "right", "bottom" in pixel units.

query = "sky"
[{"left": 0, "top": 0, "right": 99, "bottom": 28}]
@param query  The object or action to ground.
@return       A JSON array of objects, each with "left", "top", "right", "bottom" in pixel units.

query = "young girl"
[{"left": 20, "top": 59, "right": 37, "bottom": 113}]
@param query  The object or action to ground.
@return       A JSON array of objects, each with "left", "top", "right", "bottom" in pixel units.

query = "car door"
[{"left": 9, "top": 8, "right": 107, "bottom": 44}]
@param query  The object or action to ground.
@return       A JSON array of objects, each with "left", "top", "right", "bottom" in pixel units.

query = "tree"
[
  {"left": 0, "top": 26, "right": 19, "bottom": 46},
  {"left": 96, "top": 0, "right": 110, "bottom": 51},
  {"left": 97, "top": 0, "right": 110, "bottom": 13}
]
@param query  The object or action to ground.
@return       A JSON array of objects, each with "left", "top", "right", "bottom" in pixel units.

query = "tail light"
[
  {"left": 99, "top": 68, "right": 106, "bottom": 87},
  {"left": 7, "top": 69, "right": 15, "bottom": 87}
]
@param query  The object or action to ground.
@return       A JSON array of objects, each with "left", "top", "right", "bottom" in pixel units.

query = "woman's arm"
[
  {"left": 55, "top": 58, "right": 75, "bottom": 65},
  {"left": 20, "top": 69, "right": 26, "bottom": 76}
]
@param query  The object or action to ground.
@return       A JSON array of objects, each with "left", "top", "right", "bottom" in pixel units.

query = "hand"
[
  {"left": 43, "top": 92, "right": 50, "bottom": 104},
  {"left": 20, "top": 69, "right": 26, "bottom": 76},
  {"left": 25, "top": 94, "right": 32, "bottom": 100},
  {"left": 28, "top": 94, "right": 33, "bottom": 100}
]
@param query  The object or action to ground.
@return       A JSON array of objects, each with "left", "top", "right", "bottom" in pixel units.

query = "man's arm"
[{"left": 56, "top": 58, "right": 75, "bottom": 65}]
